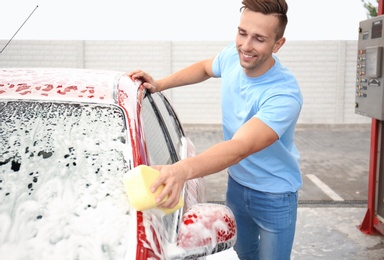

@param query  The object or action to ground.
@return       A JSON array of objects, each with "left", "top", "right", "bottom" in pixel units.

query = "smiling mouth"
[{"left": 240, "top": 50, "right": 256, "bottom": 59}]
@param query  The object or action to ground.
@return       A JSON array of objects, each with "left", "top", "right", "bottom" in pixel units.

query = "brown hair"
[{"left": 240, "top": 0, "right": 288, "bottom": 40}]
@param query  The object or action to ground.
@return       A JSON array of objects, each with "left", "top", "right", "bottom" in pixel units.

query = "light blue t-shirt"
[{"left": 212, "top": 43, "right": 303, "bottom": 193}]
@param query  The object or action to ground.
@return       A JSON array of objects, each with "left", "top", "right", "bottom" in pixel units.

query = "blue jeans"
[{"left": 226, "top": 175, "right": 298, "bottom": 260}]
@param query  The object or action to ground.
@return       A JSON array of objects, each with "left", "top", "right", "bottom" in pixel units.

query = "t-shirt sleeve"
[
  {"left": 254, "top": 94, "right": 302, "bottom": 138},
  {"left": 212, "top": 42, "right": 236, "bottom": 78}
]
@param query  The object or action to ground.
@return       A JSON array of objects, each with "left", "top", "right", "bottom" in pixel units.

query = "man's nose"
[{"left": 242, "top": 37, "right": 253, "bottom": 51}]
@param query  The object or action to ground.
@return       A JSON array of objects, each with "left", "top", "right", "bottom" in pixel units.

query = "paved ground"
[{"left": 184, "top": 124, "right": 384, "bottom": 259}]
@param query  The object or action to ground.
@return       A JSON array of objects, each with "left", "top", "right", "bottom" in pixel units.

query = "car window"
[
  {"left": 151, "top": 93, "right": 184, "bottom": 160},
  {"left": 141, "top": 94, "right": 174, "bottom": 165},
  {"left": 141, "top": 93, "right": 186, "bottom": 244},
  {"left": 0, "top": 101, "right": 134, "bottom": 258}
]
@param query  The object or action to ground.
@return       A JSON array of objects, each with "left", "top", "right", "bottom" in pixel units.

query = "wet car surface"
[{"left": 0, "top": 68, "right": 236, "bottom": 260}]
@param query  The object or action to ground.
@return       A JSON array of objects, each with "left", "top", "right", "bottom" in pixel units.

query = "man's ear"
[{"left": 273, "top": 37, "right": 286, "bottom": 53}]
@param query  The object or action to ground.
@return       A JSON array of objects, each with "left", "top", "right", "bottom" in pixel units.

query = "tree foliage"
[{"left": 361, "top": 0, "right": 378, "bottom": 17}]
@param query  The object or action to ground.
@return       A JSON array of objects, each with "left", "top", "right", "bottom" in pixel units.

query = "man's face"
[{"left": 236, "top": 9, "right": 285, "bottom": 77}]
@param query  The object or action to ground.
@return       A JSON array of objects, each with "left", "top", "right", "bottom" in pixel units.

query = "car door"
[
  {"left": 139, "top": 91, "right": 194, "bottom": 256},
  {"left": 140, "top": 90, "right": 218, "bottom": 259}
]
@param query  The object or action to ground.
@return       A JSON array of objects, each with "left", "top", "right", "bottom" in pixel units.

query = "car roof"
[
  {"left": 0, "top": 68, "right": 139, "bottom": 105},
  {"left": 0, "top": 68, "right": 146, "bottom": 166}
]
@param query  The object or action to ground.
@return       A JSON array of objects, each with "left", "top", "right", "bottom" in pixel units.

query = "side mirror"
[{"left": 166, "top": 203, "right": 237, "bottom": 259}]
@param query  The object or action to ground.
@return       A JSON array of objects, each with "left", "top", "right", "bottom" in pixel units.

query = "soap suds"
[{"left": 0, "top": 101, "right": 136, "bottom": 259}]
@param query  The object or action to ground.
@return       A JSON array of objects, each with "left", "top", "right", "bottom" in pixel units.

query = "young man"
[{"left": 129, "top": 0, "right": 302, "bottom": 259}]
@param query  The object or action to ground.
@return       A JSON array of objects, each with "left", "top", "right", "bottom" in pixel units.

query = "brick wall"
[{"left": 0, "top": 39, "right": 371, "bottom": 125}]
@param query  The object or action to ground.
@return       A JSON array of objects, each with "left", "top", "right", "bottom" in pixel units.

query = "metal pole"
[{"left": 359, "top": 119, "right": 379, "bottom": 234}]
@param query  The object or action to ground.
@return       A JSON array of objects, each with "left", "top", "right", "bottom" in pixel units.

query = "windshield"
[{"left": 0, "top": 101, "right": 136, "bottom": 259}]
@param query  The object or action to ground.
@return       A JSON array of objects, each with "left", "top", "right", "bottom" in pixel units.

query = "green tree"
[{"left": 361, "top": 0, "right": 378, "bottom": 17}]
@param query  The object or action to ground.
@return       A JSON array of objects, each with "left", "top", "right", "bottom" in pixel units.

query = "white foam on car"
[{"left": 0, "top": 101, "right": 137, "bottom": 259}]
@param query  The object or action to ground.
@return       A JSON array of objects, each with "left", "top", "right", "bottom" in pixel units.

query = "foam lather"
[{"left": 123, "top": 165, "right": 184, "bottom": 214}]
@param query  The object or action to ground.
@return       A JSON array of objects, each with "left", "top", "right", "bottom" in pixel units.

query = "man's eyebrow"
[{"left": 237, "top": 27, "right": 268, "bottom": 39}]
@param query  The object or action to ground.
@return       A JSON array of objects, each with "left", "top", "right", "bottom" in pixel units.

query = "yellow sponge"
[{"left": 123, "top": 165, "right": 184, "bottom": 214}]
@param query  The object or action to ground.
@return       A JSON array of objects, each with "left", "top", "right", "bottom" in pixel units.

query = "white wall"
[{"left": 0, "top": 40, "right": 371, "bottom": 125}]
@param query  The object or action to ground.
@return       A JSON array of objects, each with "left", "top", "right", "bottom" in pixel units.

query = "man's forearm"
[
  {"left": 178, "top": 139, "right": 245, "bottom": 181},
  {"left": 157, "top": 59, "right": 214, "bottom": 91},
  {"left": 178, "top": 117, "right": 278, "bottom": 181}
]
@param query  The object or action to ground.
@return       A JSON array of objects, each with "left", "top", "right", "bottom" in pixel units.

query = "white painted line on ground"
[{"left": 306, "top": 174, "right": 344, "bottom": 201}]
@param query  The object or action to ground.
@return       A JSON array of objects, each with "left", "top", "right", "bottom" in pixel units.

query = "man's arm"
[
  {"left": 151, "top": 117, "right": 279, "bottom": 208},
  {"left": 128, "top": 57, "right": 215, "bottom": 92}
]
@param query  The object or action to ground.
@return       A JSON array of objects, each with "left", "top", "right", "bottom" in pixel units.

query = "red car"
[{"left": 0, "top": 68, "right": 237, "bottom": 259}]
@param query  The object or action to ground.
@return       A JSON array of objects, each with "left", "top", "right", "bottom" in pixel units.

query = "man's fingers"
[
  {"left": 142, "top": 82, "right": 156, "bottom": 92},
  {"left": 126, "top": 70, "right": 142, "bottom": 80},
  {"left": 149, "top": 164, "right": 184, "bottom": 208},
  {"left": 157, "top": 186, "right": 172, "bottom": 206},
  {"left": 158, "top": 189, "right": 180, "bottom": 208},
  {"left": 151, "top": 178, "right": 179, "bottom": 207},
  {"left": 127, "top": 70, "right": 147, "bottom": 81},
  {"left": 126, "top": 70, "right": 158, "bottom": 93},
  {"left": 150, "top": 172, "right": 166, "bottom": 203}
]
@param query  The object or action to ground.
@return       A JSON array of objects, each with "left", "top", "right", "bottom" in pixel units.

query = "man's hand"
[
  {"left": 150, "top": 163, "right": 188, "bottom": 209},
  {"left": 127, "top": 70, "right": 160, "bottom": 93}
]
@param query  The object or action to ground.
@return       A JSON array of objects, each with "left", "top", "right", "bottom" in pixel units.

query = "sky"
[{"left": 0, "top": 0, "right": 378, "bottom": 42}]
